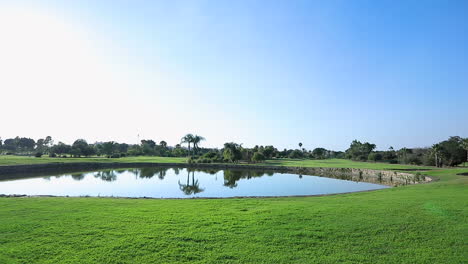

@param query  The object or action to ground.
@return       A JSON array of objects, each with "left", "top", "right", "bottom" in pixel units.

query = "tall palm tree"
[
  {"left": 192, "top": 135, "right": 205, "bottom": 155},
  {"left": 181, "top": 134, "right": 194, "bottom": 156}
]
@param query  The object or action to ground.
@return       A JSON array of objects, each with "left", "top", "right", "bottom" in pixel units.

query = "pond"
[{"left": 0, "top": 167, "right": 389, "bottom": 198}]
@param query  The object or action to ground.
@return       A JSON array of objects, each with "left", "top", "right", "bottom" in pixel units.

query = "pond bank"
[{"left": 0, "top": 162, "right": 433, "bottom": 185}]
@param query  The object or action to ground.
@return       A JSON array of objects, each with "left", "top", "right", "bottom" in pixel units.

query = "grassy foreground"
[{"left": 0, "top": 157, "right": 467, "bottom": 263}]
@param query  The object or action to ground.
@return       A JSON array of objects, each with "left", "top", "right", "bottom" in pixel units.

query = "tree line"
[
  {"left": 0, "top": 135, "right": 466, "bottom": 167},
  {"left": 344, "top": 136, "right": 468, "bottom": 167}
]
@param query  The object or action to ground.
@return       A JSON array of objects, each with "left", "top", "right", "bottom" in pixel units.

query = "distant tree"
[
  {"left": 3, "top": 138, "right": 16, "bottom": 152},
  {"left": 159, "top": 141, "right": 167, "bottom": 148},
  {"left": 252, "top": 152, "right": 266, "bottom": 163},
  {"left": 262, "top": 145, "right": 276, "bottom": 159},
  {"left": 71, "top": 139, "right": 94, "bottom": 157},
  {"left": 140, "top": 139, "right": 156, "bottom": 155},
  {"left": 397, "top": 148, "right": 412, "bottom": 164},
  {"left": 461, "top": 138, "right": 468, "bottom": 164},
  {"left": 345, "top": 140, "right": 376, "bottom": 161},
  {"left": 44, "top": 136, "right": 53, "bottom": 147},
  {"left": 50, "top": 142, "right": 72, "bottom": 156},
  {"left": 382, "top": 147, "right": 397, "bottom": 161},
  {"left": 192, "top": 135, "right": 205, "bottom": 155},
  {"left": 298, "top": 142, "right": 303, "bottom": 149},
  {"left": 10, "top": 137, "right": 36, "bottom": 153},
  {"left": 438, "top": 136, "right": 466, "bottom": 166},
  {"left": 368, "top": 152, "right": 383, "bottom": 162},
  {"left": 181, "top": 134, "right": 195, "bottom": 156},
  {"left": 312, "top": 148, "right": 327, "bottom": 159},
  {"left": 127, "top": 145, "right": 143, "bottom": 156},
  {"left": 172, "top": 144, "right": 187, "bottom": 157},
  {"left": 223, "top": 142, "right": 243, "bottom": 163},
  {"left": 36, "top": 139, "right": 46, "bottom": 153},
  {"left": 117, "top": 143, "right": 129, "bottom": 154},
  {"left": 101, "top": 141, "right": 117, "bottom": 157},
  {"left": 289, "top": 149, "right": 303, "bottom": 159}
]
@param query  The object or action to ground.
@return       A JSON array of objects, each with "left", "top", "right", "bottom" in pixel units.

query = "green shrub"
[
  {"left": 368, "top": 152, "right": 383, "bottom": 162},
  {"left": 252, "top": 152, "right": 266, "bottom": 163}
]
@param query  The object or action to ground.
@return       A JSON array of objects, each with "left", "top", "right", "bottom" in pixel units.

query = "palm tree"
[
  {"left": 192, "top": 135, "right": 205, "bottom": 155},
  {"left": 181, "top": 134, "right": 194, "bottom": 156},
  {"left": 298, "top": 142, "right": 303, "bottom": 149}
]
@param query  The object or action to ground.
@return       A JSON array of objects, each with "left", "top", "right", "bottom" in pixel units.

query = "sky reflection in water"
[{"left": 0, "top": 168, "right": 388, "bottom": 198}]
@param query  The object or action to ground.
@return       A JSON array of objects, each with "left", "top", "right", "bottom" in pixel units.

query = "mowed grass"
[
  {"left": 0, "top": 155, "right": 186, "bottom": 166},
  {"left": 261, "top": 158, "right": 435, "bottom": 170},
  {"left": 0, "top": 155, "right": 433, "bottom": 170},
  {"left": 0, "top": 158, "right": 467, "bottom": 263}
]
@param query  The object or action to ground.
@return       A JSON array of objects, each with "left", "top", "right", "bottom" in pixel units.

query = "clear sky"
[{"left": 1, "top": 0, "right": 467, "bottom": 150}]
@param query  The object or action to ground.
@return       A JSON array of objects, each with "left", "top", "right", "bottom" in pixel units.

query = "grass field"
[
  {"left": 0, "top": 155, "right": 186, "bottom": 166},
  {"left": 0, "top": 157, "right": 467, "bottom": 263},
  {"left": 0, "top": 155, "right": 435, "bottom": 170}
]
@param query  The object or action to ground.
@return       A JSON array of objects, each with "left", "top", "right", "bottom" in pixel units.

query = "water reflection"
[
  {"left": 71, "top": 173, "right": 85, "bottom": 181},
  {"left": 178, "top": 170, "right": 204, "bottom": 195},
  {"left": 52, "top": 168, "right": 307, "bottom": 195},
  {"left": 94, "top": 170, "right": 117, "bottom": 182},
  {"left": 223, "top": 170, "right": 273, "bottom": 188},
  {"left": 0, "top": 167, "right": 389, "bottom": 198},
  {"left": 139, "top": 167, "right": 167, "bottom": 179}
]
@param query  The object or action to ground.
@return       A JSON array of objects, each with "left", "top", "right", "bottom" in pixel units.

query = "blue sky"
[{"left": 1, "top": 0, "right": 467, "bottom": 150}]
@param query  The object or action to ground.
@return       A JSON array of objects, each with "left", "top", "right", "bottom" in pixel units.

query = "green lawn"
[
  {"left": 0, "top": 155, "right": 186, "bottom": 166},
  {"left": 0, "top": 155, "right": 433, "bottom": 170},
  {"left": 0, "top": 157, "right": 466, "bottom": 263}
]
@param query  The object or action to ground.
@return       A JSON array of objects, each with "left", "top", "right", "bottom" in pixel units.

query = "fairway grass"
[{"left": 0, "top": 157, "right": 466, "bottom": 263}]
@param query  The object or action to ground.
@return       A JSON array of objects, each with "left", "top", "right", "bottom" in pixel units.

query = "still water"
[{"left": 0, "top": 167, "right": 388, "bottom": 198}]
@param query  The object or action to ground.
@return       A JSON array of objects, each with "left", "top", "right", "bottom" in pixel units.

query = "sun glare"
[{"left": 0, "top": 7, "right": 117, "bottom": 104}]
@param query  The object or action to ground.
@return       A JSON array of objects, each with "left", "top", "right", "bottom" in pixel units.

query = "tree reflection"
[
  {"left": 71, "top": 173, "right": 86, "bottom": 181},
  {"left": 138, "top": 167, "right": 168, "bottom": 179},
  {"left": 94, "top": 170, "right": 117, "bottom": 182},
  {"left": 178, "top": 170, "right": 204, "bottom": 195},
  {"left": 223, "top": 170, "right": 267, "bottom": 188}
]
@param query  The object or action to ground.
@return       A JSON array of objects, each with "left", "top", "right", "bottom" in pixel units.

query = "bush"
[
  {"left": 389, "top": 159, "right": 398, "bottom": 164},
  {"left": 368, "top": 152, "right": 383, "bottom": 162},
  {"left": 252, "top": 152, "right": 266, "bottom": 163},
  {"left": 407, "top": 156, "right": 423, "bottom": 165},
  {"left": 49, "top": 153, "right": 57, "bottom": 158},
  {"left": 35, "top": 152, "right": 43, "bottom": 158},
  {"left": 289, "top": 150, "right": 303, "bottom": 159},
  {"left": 110, "top": 154, "right": 121, "bottom": 158}
]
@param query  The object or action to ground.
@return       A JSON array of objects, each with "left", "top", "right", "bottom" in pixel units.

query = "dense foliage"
[{"left": 0, "top": 134, "right": 466, "bottom": 167}]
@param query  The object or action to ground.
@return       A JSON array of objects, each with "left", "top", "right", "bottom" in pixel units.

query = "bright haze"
[{"left": 1, "top": 0, "right": 467, "bottom": 150}]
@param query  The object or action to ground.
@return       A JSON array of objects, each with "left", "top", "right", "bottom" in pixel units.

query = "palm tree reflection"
[{"left": 178, "top": 170, "right": 204, "bottom": 195}]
